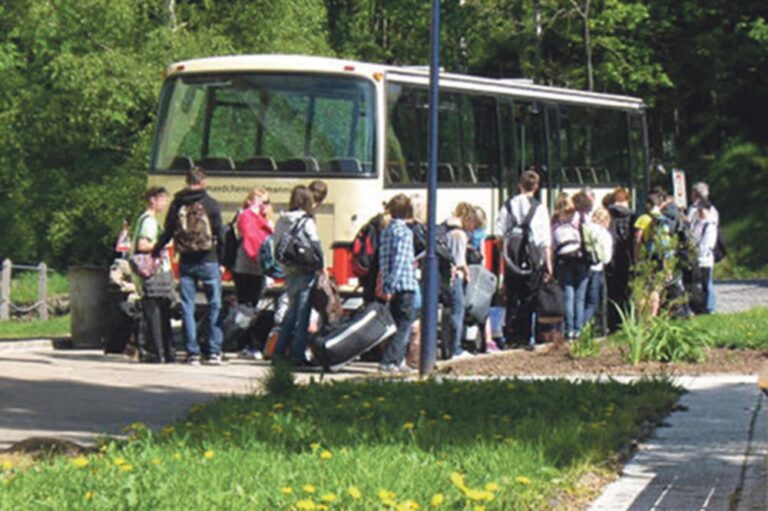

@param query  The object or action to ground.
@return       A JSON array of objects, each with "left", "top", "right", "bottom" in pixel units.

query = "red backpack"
[{"left": 351, "top": 215, "right": 384, "bottom": 278}]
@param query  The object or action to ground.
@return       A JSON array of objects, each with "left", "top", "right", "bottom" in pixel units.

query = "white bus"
[{"left": 149, "top": 54, "right": 649, "bottom": 284}]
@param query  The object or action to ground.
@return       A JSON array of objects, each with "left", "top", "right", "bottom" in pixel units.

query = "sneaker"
[
  {"left": 185, "top": 355, "right": 201, "bottom": 366},
  {"left": 239, "top": 349, "right": 263, "bottom": 361},
  {"left": 452, "top": 351, "right": 475, "bottom": 361},
  {"left": 397, "top": 362, "right": 417, "bottom": 375},
  {"left": 378, "top": 363, "right": 399, "bottom": 374},
  {"left": 205, "top": 354, "right": 223, "bottom": 366}
]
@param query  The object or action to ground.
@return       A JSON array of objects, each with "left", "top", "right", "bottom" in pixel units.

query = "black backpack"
[
  {"left": 435, "top": 222, "right": 460, "bottom": 277},
  {"left": 713, "top": 224, "right": 727, "bottom": 263},
  {"left": 222, "top": 210, "right": 241, "bottom": 271},
  {"left": 351, "top": 214, "right": 384, "bottom": 278},
  {"left": 502, "top": 198, "right": 542, "bottom": 276},
  {"left": 276, "top": 215, "right": 323, "bottom": 271}
]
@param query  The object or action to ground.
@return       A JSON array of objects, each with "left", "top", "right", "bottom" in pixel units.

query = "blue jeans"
[
  {"left": 705, "top": 268, "right": 716, "bottom": 313},
  {"left": 180, "top": 262, "right": 223, "bottom": 356},
  {"left": 448, "top": 277, "right": 466, "bottom": 356},
  {"left": 382, "top": 291, "right": 416, "bottom": 366},
  {"left": 583, "top": 270, "right": 603, "bottom": 326},
  {"left": 275, "top": 271, "right": 316, "bottom": 364},
  {"left": 558, "top": 260, "right": 590, "bottom": 336}
]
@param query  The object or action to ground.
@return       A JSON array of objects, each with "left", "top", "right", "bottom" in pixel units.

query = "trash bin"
[{"left": 69, "top": 266, "right": 126, "bottom": 350}]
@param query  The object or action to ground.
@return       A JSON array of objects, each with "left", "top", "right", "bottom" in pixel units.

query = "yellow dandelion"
[
  {"left": 71, "top": 456, "right": 89, "bottom": 469},
  {"left": 442, "top": 414, "right": 452, "bottom": 421},
  {"left": 319, "top": 450, "right": 332, "bottom": 460},
  {"left": 484, "top": 482, "right": 499, "bottom": 492},
  {"left": 203, "top": 450, "right": 215, "bottom": 459},
  {"left": 403, "top": 422, "right": 415, "bottom": 430},
  {"left": 515, "top": 476, "right": 531, "bottom": 485},
  {"left": 113, "top": 457, "right": 127, "bottom": 467},
  {"left": 463, "top": 488, "right": 494, "bottom": 501},
  {"left": 173, "top": 453, "right": 182, "bottom": 461},
  {"left": 317, "top": 506, "right": 328, "bottom": 511},
  {"left": 302, "top": 484, "right": 316, "bottom": 494},
  {"left": 348, "top": 486, "right": 362, "bottom": 499},
  {"left": 377, "top": 396, "right": 386, "bottom": 402},
  {"left": 280, "top": 487, "right": 293, "bottom": 494},
  {"left": 397, "top": 499, "right": 421, "bottom": 511},
  {"left": 474, "top": 507, "right": 486, "bottom": 511},
  {"left": 378, "top": 489, "right": 396, "bottom": 501},
  {"left": 119, "top": 463, "right": 134, "bottom": 473},
  {"left": 430, "top": 493, "right": 445, "bottom": 507},
  {"left": 84, "top": 491, "right": 94, "bottom": 500},
  {"left": 309, "top": 442, "right": 321, "bottom": 451},
  {"left": 449, "top": 472, "right": 466, "bottom": 490},
  {"left": 2, "top": 460, "right": 14, "bottom": 471},
  {"left": 320, "top": 493, "right": 336, "bottom": 503},
  {"left": 295, "top": 499, "right": 316, "bottom": 510},
  {"left": 273, "top": 403, "right": 285, "bottom": 410},
  {"left": 151, "top": 458, "right": 162, "bottom": 466}
]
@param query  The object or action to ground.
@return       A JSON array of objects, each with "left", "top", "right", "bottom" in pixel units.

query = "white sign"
[{"left": 672, "top": 169, "right": 687, "bottom": 209}]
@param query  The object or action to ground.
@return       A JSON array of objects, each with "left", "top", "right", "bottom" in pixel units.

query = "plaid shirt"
[{"left": 379, "top": 219, "right": 418, "bottom": 295}]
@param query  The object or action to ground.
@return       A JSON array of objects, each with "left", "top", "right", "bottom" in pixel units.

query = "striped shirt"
[{"left": 379, "top": 219, "right": 418, "bottom": 295}]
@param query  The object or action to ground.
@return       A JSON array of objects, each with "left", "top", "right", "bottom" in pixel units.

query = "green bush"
[
  {"left": 10, "top": 271, "right": 68, "bottom": 304},
  {"left": 613, "top": 305, "right": 709, "bottom": 364},
  {"left": 570, "top": 321, "right": 602, "bottom": 359}
]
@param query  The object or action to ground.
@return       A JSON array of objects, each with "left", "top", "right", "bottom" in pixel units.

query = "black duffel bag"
[{"left": 536, "top": 280, "right": 565, "bottom": 322}]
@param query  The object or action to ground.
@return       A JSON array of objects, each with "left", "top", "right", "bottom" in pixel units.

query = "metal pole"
[{"left": 419, "top": 0, "right": 441, "bottom": 378}]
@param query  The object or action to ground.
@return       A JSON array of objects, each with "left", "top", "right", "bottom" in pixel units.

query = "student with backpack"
[
  {"left": 552, "top": 193, "right": 590, "bottom": 340},
  {"left": 351, "top": 209, "right": 389, "bottom": 303},
  {"left": 439, "top": 203, "right": 480, "bottom": 359},
  {"left": 233, "top": 188, "right": 273, "bottom": 306},
  {"left": 132, "top": 186, "right": 174, "bottom": 363},
  {"left": 605, "top": 187, "right": 635, "bottom": 332},
  {"left": 273, "top": 185, "right": 324, "bottom": 366},
  {"left": 155, "top": 167, "right": 225, "bottom": 365},
  {"left": 378, "top": 194, "right": 419, "bottom": 373},
  {"left": 230, "top": 188, "right": 275, "bottom": 359},
  {"left": 495, "top": 170, "right": 553, "bottom": 348}
]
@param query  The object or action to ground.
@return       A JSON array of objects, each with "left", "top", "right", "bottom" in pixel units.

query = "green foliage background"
[{"left": 0, "top": 0, "right": 766, "bottom": 269}]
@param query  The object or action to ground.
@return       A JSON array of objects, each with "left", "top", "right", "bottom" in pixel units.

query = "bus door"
[{"left": 499, "top": 100, "right": 548, "bottom": 208}]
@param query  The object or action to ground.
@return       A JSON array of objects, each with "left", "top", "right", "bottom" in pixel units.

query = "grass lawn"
[
  {"left": 0, "top": 315, "right": 70, "bottom": 339},
  {"left": 689, "top": 306, "right": 768, "bottom": 350},
  {"left": 0, "top": 376, "right": 681, "bottom": 510},
  {"left": 10, "top": 271, "right": 68, "bottom": 304}
]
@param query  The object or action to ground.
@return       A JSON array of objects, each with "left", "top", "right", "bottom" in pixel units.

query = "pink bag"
[{"left": 129, "top": 253, "right": 160, "bottom": 279}]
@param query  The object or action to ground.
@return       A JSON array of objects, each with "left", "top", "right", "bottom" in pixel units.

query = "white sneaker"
[
  {"left": 205, "top": 354, "right": 223, "bottom": 366},
  {"left": 452, "top": 351, "right": 475, "bottom": 361},
  {"left": 378, "top": 363, "right": 400, "bottom": 374}
]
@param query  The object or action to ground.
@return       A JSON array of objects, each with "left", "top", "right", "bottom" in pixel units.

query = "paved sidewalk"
[
  {"left": 0, "top": 347, "right": 375, "bottom": 449},
  {"left": 714, "top": 280, "right": 768, "bottom": 314},
  {"left": 590, "top": 375, "right": 767, "bottom": 510}
]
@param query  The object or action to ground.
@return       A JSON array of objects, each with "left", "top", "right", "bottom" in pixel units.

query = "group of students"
[
  {"left": 128, "top": 165, "right": 721, "bottom": 367},
  {"left": 129, "top": 167, "right": 330, "bottom": 365}
]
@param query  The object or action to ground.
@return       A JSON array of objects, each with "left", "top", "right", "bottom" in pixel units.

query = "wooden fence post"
[
  {"left": 0, "top": 259, "right": 10, "bottom": 321},
  {"left": 38, "top": 262, "right": 48, "bottom": 321}
]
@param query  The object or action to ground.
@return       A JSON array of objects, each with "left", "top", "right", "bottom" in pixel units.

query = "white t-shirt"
[{"left": 495, "top": 194, "right": 552, "bottom": 251}]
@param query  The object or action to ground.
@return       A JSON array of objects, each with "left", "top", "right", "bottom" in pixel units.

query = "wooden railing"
[{"left": 0, "top": 259, "right": 48, "bottom": 321}]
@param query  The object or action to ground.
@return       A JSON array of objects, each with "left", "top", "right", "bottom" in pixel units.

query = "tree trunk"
[{"left": 583, "top": 0, "right": 594, "bottom": 91}]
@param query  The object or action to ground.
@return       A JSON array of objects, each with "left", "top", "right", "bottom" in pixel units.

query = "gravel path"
[{"left": 714, "top": 280, "right": 768, "bottom": 314}]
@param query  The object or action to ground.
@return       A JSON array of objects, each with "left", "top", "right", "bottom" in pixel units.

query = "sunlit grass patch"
[{"left": 0, "top": 378, "right": 681, "bottom": 510}]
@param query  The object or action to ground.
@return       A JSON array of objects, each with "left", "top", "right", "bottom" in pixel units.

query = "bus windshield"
[{"left": 151, "top": 73, "right": 377, "bottom": 175}]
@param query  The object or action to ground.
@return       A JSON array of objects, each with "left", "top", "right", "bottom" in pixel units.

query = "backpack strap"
[{"left": 520, "top": 198, "right": 539, "bottom": 229}]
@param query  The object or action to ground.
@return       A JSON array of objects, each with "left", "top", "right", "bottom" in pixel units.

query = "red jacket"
[{"left": 238, "top": 208, "right": 273, "bottom": 261}]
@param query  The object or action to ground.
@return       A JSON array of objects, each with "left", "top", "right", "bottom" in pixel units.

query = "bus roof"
[{"left": 166, "top": 54, "right": 646, "bottom": 112}]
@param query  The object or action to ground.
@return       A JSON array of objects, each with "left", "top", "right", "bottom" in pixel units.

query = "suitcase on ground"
[
  {"left": 312, "top": 302, "right": 397, "bottom": 372},
  {"left": 464, "top": 265, "right": 498, "bottom": 323}
]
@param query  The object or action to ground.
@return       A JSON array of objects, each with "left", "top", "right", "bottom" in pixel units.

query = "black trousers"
[
  {"left": 140, "top": 297, "right": 174, "bottom": 363},
  {"left": 504, "top": 270, "right": 542, "bottom": 344},
  {"left": 606, "top": 263, "right": 631, "bottom": 333},
  {"left": 233, "top": 273, "right": 266, "bottom": 306}
]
